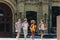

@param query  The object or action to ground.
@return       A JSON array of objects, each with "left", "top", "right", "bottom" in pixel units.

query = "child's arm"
[
  {"left": 36, "top": 23, "right": 41, "bottom": 32},
  {"left": 15, "top": 22, "right": 18, "bottom": 29},
  {"left": 30, "top": 24, "right": 32, "bottom": 30},
  {"left": 44, "top": 23, "right": 47, "bottom": 30},
  {"left": 35, "top": 25, "right": 36, "bottom": 29}
]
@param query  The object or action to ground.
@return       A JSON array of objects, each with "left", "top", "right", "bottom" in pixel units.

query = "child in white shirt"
[{"left": 22, "top": 18, "right": 29, "bottom": 40}]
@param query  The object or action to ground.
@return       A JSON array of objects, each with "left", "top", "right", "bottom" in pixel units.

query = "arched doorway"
[
  {"left": 26, "top": 11, "right": 37, "bottom": 25},
  {"left": 0, "top": 3, "right": 12, "bottom": 37}
]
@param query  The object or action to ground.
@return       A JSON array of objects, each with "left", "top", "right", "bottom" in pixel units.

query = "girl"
[
  {"left": 15, "top": 19, "right": 22, "bottom": 39},
  {"left": 38, "top": 19, "right": 47, "bottom": 39},
  {"left": 22, "top": 18, "right": 29, "bottom": 40},
  {"left": 30, "top": 20, "right": 36, "bottom": 40}
]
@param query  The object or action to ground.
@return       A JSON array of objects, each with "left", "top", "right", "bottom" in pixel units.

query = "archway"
[
  {"left": 26, "top": 11, "right": 37, "bottom": 25},
  {"left": 0, "top": 3, "right": 12, "bottom": 37}
]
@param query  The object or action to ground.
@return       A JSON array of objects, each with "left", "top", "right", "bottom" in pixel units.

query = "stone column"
[{"left": 57, "top": 16, "right": 60, "bottom": 40}]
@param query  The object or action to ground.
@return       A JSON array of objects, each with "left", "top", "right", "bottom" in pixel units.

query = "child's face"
[
  {"left": 24, "top": 20, "right": 27, "bottom": 22},
  {"left": 33, "top": 22, "right": 35, "bottom": 24},
  {"left": 18, "top": 20, "right": 21, "bottom": 22}
]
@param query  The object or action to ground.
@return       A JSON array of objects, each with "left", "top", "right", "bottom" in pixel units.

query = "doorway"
[
  {"left": 0, "top": 3, "right": 12, "bottom": 37},
  {"left": 52, "top": 6, "right": 60, "bottom": 33}
]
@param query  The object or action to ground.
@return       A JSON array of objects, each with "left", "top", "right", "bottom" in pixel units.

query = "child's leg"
[
  {"left": 16, "top": 27, "right": 21, "bottom": 38},
  {"left": 16, "top": 32, "right": 20, "bottom": 38},
  {"left": 25, "top": 29, "right": 28, "bottom": 40},
  {"left": 41, "top": 30, "right": 44, "bottom": 39},
  {"left": 31, "top": 31, "right": 35, "bottom": 40},
  {"left": 24, "top": 29, "right": 27, "bottom": 40},
  {"left": 16, "top": 32, "right": 20, "bottom": 40},
  {"left": 41, "top": 33, "right": 44, "bottom": 38},
  {"left": 32, "top": 32, "right": 34, "bottom": 38}
]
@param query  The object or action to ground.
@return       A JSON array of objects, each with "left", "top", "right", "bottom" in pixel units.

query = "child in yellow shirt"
[
  {"left": 30, "top": 24, "right": 36, "bottom": 32},
  {"left": 30, "top": 20, "right": 36, "bottom": 40}
]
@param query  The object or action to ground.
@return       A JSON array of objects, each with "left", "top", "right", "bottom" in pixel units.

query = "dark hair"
[
  {"left": 31, "top": 20, "right": 36, "bottom": 25},
  {"left": 39, "top": 19, "right": 45, "bottom": 24}
]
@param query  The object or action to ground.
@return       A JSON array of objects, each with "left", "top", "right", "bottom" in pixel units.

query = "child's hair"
[
  {"left": 18, "top": 19, "right": 21, "bottom": 21},
  {"left": 24, "top": 18, "right": 27, "bottom": 21},
  {"left": 31, "top": 20, "right": 35, "bottom": 24},
  {"left": 39, "top": 19, "right": 45, "bottom": 24}
]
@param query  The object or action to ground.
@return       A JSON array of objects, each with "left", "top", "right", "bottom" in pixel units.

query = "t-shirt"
[
  {"left": 22, "top": 22, "right": 29, "bottom": 29},
  {"left": 31, "top": 24, "right": 36, "bottom": 32},
  {"left": 41, "top": 24, "right": 44, "bottom": 30},
  {"left": 15, "top": 22, "right": 21, "bottom": 29}
]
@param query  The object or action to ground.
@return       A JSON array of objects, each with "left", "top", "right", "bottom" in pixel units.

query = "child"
[
  {"left": 30, "top": 20, "right": 36, "bottom": 40},
  {"left": 22, "top": 18, "right": 29, "bottom": 40},
  {"left": 38, "top": 19, "right": 47, "bottom": 39},
  {"left": 15, "top": 19, "right": 22, "bottom": 40}
]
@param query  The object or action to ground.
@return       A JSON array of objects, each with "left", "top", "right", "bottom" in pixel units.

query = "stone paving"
[{"left": 0, "top": 38, "right": 57, "bottom": 40}]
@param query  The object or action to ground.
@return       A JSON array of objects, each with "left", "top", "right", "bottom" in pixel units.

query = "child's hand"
[
  {"left": 36, "top": 28, "right": 39, "bottom": 32},
  {"left": 44, "top": 27, "right": 47, "bottom": 30},
  {"left": 39, "top": 27, "right": 41, "bottom": 30}
]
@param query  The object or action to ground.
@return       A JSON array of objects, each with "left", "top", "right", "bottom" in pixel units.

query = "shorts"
[
  {"left": 15, "top": 27, "right": 21, "bottom": 32},
  {"left": 39, "top": 30, "right": 44, "bottom": 34},
  {"left": 41, "top": 30, "right": 44, "bottom": 33},
  {"left": 23, "top": 29, "right": 28, "bottom": 36}
]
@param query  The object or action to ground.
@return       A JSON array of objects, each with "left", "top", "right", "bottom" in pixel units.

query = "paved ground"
[{"left": 0, "top": 38, "right": 57, "bottom": 40}]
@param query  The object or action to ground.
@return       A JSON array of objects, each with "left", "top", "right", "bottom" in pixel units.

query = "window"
[
  {"left": 6, "top": 23, "right": 10, "bottom": 32},
  {"left": 0, "top": 23, "right": 4, "bottom": 32},
  {"left": 6, "top": 17, "right": 10, "bottom": 22},
  {"left": 0, "top": 9, "right": 4, "bottom": 16},
  {"left": 0, "top": 17, "right": 4, "bottom": 21}
]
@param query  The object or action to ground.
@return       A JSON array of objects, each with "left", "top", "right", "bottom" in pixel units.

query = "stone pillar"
[{"left": 57, "top": 16, "right": 60, "bottom": 40}]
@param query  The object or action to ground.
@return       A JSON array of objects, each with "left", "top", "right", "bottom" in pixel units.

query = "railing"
[{"left": 48, "top": 27, "right": 57, "bottom": 34}]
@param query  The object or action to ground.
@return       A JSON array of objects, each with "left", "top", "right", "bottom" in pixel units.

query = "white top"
[
  {"left": 41, "top": 24, "right": 44, "bottom": 30},
  {"left": 22, "top": 22, "right": 29, "bottom": 29},
  {"left": 15, "top": 21, "right": 22, "bottom": 29}
]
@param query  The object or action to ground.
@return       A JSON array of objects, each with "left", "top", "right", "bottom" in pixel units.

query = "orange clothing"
[{"left": 30, "top": 24, "right": 36, "bottom": 32}]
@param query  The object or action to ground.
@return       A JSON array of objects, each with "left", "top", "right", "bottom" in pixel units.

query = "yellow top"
[{"left": 30, "top": 24, "right": 36, "bottom": 32}]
